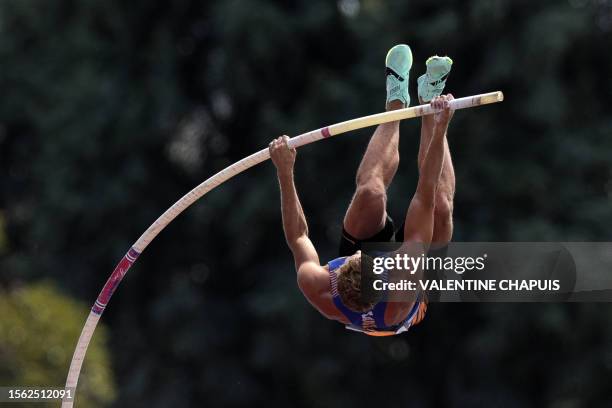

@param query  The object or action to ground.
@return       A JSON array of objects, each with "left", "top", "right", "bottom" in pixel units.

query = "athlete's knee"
[{"left": 354, "top": 180, "right": 386, "bottom": 205}]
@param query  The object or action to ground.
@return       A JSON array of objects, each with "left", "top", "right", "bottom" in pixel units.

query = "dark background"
[{"left": 1, "top": 0, "right": 612, "bottom": 407}]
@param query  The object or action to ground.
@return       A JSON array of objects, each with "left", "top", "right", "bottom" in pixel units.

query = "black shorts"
[
  {"left": 339, "top": 215, "right": 449, "bottom": 303},
  {"left": 339, "top": 215, "right": 406, "bottom": 257}
]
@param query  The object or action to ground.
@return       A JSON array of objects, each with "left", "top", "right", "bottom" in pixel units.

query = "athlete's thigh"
[{"left": 342, "top": 186, "right": 387, "bottom": 240}]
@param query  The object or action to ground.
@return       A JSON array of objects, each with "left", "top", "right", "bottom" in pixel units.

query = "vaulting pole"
[{"left": 62, "top": 90, "right": 503, "bottom": 406}]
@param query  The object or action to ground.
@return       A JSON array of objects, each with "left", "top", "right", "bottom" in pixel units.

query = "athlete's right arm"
[
  {"left": 403, "top": 95, "right": 454, "bottom": 246},
  {"left": 388, "top": 96, "right": 454, "bottom": 304}
]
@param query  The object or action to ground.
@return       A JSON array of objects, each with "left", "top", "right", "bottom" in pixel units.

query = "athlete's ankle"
[{"left": 386, "top": 99, "right": 404, "bottom": 111}]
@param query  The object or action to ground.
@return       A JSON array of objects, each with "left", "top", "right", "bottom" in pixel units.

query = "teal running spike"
[
  {"left": 385, "top": 44, "right": 413, "bottom": 107},
  {"left": 417, "top": 55, "right": 453, "bottom": 102}
]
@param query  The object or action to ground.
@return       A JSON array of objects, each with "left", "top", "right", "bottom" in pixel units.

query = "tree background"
[{"left": 1, "top": 0, "right": 612, "bottom": 406}]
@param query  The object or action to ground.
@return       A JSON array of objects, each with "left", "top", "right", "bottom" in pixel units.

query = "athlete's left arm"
[{"left": 269, "top": 136, "right": 321, "bottom": 274}]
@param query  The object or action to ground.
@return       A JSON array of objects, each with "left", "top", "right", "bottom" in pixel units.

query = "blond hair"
[{"left": 336, "top": 255, "right": 376, "bottom": 313}]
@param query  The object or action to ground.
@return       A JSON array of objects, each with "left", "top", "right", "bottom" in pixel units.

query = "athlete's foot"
[
  {"left": 417, "top": 55, "right": 453, "bottom": 103},
  {"left": 385, "top": 44, "right": 413, "bottom": 109}
]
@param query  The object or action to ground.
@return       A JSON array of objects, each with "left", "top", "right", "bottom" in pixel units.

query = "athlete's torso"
[{"left": 325, "top": 256, "right": 421, "bottom": 333}]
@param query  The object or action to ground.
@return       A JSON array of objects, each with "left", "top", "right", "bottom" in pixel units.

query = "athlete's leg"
[
  {"left": 343, "top": 101, "right": 402, "bottom": 239},
  {"left": 343, "top": 44, "right": 412, "bottom": 240},
  {"left": 415, "top": 56, "right": 455, "bottom": 245}
]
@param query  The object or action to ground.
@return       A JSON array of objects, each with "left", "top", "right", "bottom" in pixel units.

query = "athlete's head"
[{"left": 336, "top": 251, "right": 376, "bottom": 313}]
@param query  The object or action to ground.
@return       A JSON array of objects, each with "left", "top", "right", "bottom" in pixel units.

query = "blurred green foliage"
[
  {"left": 0, "top": 212, "right": 7, "bottom": 255},
  {"left": 1, "top": 0, "right": 611, "bottom": 406},
  {"left": 0, "top": 283, "right": 115, "bottom": 407}
]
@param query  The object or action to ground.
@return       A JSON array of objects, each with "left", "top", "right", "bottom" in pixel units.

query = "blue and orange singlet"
[{"left": 327, "top": 256, "right": 427, "bottom": 336}]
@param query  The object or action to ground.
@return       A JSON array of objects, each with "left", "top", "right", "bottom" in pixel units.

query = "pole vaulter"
[{"left": 62, "top": 90, "right": 503, "bottom": 407}]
